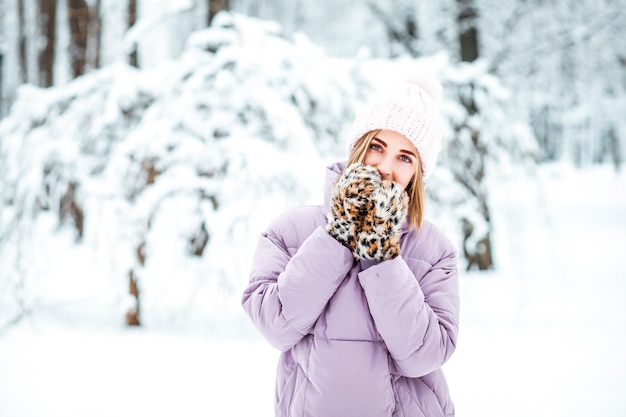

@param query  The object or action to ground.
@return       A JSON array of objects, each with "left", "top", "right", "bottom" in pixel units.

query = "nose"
[{"left": 377, "top": 157, "right": 393, "bottom": 180}]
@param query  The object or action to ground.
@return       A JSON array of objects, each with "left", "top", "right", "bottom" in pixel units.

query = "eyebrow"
[
  {"left": 400, "top": 149, "right": 418, "bottom": 158},
  {"left": 372, "top": 137, "right": 417, "bottom": 158},
  {"left": 372, "top": 137, "right": 387, "bottom": 147}
]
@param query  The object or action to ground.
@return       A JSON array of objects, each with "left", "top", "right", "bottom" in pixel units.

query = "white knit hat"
[{"left": 346, "top": 81, "right": 442, "bottom": 181}]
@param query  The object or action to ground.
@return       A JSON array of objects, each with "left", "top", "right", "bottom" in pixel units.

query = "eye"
[
  {"left": 370, "top": 143, "right": 383, "bottom": 152},
  {"left": 399, "top": 154, "right": 413, "bottom": 163}
]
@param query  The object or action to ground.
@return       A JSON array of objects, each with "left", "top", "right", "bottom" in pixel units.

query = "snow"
[
  {"left": 1, "top": 163, "right": 625, "bottom": 417},
  {"left": 1, "top": 11, "right": 625, "bottom": 417},
  {"left": 446, "top": 163, "right": 626, "bottom": 417},
  {"left": 0, "top": 323, "right": 277, "bottom": 417}
]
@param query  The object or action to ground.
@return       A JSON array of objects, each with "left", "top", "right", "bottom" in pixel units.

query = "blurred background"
[{"left": 1, "top": 1, "right": 625, "bottom": 416}]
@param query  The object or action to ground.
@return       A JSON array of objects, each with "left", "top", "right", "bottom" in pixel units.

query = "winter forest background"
[{"left": 1, "top": 1, "right": 626, "bottom": 416}]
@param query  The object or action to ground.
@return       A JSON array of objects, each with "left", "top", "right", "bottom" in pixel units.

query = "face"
[{"left": 363, "top": 130, "right": 420, "bottom": 189}]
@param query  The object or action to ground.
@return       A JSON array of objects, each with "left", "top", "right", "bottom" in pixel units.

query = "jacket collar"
[{"left": 322, "top": 161, "right": 346, "bottom": 214}]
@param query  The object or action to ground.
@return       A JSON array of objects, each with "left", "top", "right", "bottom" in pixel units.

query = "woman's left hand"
[{"left": 353, "top": 176, "right": 408, "bottom": 260}]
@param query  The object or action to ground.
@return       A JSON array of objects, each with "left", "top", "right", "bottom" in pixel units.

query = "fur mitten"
[{"left": 326, "top": 163, "right": 409, "bottom": 261}]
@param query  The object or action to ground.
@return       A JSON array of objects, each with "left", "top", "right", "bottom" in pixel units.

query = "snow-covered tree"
[{"left": 0, "top": 13, "right": 352, "bottom": 332}]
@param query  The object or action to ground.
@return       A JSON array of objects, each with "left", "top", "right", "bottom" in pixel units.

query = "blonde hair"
[{"left": 346, "top": 130, "right": 425, "bottom": 230}]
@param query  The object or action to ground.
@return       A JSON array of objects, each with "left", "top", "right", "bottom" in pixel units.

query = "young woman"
[{"left": 242, "top": 82, "right": 460, "bottom": 417}]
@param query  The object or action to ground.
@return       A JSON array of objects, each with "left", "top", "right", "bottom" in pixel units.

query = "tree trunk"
[
  {"left": 128, "top": 0, "right": 138, "bottom": 67},
  {"left": 0, "top": 52, "right": 3, "bottom": 117},
  {"left": 38, "top": 0, "right": 57, "bottom": 87},
  {"left": 67, "top": 0, "right": 90, "bottom": 78},
  {"left": 208, "top": 0, "right": 229, "bottom": 26},
  {"left": 607, "top": 126, "right": 622, "bottom": 174},
  {"left": 455, "top": 0, "right": 493, "bottom": 270},
  {"left": 456, "top": 0, "right": 479, "bottom": 63},
  {"left": 90, "top": 0, "right": 102, "bottom": 69},
  {"left": 17, "top": 0, "right": 28, "bottom": 83}
]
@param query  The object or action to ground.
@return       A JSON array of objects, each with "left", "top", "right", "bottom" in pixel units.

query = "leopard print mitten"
[{"left": 326, "top": 163, "right": 409, "bottom": 261}]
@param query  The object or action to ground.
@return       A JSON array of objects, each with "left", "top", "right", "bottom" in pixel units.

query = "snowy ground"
[{"left": 1, "top": 162, "right": 625, "bottom": 417}]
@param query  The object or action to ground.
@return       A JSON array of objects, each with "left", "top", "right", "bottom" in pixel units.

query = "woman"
[{"left": 242, "top": 81, "right": 460, "bottom": 417}]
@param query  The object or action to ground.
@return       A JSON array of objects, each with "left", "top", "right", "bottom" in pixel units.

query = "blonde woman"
[{"left": 242, "top": 81, "right": 460, "bottom": 417}]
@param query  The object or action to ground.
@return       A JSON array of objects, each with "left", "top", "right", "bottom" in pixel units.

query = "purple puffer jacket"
[{"left": 242, "top": 162, "right": 460, "bottom": 417}]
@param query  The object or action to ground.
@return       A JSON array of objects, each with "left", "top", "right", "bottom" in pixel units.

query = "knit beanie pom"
[
  {"left": 346, "top": 76, "right": 444, "bottom": 181},
  {"left": 406, "top": 71, "right": 443, "bottom": 107}
]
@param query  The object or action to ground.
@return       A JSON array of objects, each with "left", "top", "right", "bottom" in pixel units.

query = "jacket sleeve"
[
  {"left": 357, "top": 248, "right": 459, "bottom": 377},
  {"left": 242, "top": 223, "right": 354, "bottom": 351}
]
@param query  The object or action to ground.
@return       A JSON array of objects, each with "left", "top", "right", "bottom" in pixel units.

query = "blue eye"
[
  {"left": 370, "top": 144, "right": 383, "bottom": 152},
  {"left": 400, "top": 155, "right": 412, "bottom": 163}
]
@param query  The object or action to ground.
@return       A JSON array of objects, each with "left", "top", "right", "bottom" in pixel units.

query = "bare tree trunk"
[
  {"left": 457, "top": 0, "right": 479, "bottom": 62},
  {"left": 17, "top": 0, "right": 28, "bottom": 83},
  {"left": 208, "top": 0, "right": 229, "bottom": 26},
  {"left": 90, "top": 0, "right": 102, "bottom": 69},
  {"left": 607, "top": 126, "right": 622, "bottom": 174},
  {"left": 128, "top": 0, "right": 138, "bottom": 67},
  {"left": 38, "top": 0, "right": 57, "bottom": 87},
  {"left": 455, "top": 0, "right": 493, "bottom": 270},
  {"left": 67, "top": 0, "right": 89, "bottom": 78},
  {"left": 0, "top": 52, "right": 3, "bottom": 118}
]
